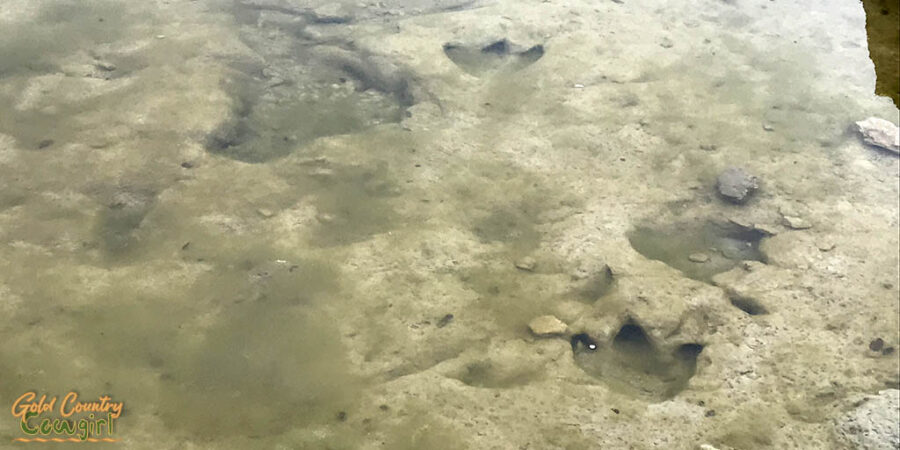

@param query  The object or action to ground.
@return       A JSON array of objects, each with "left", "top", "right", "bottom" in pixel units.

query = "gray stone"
[
  {"left": 515, "top": 256, "right": 537, "bottom": 271},
  {"left": 856, "top": 117, "right": 900, "bottom": 155},
  {"left": 95, "top": 61, "right": 116, "bottom": 72},
  {"left": 528, "top": 315, "right": 568, "bottom": 336},
  {"left": 688, "top": 253, "right": 710, "bottom": 263},
  {"left": 716, "top": 167, "right": 759, "bottom": 204},
  {"left": 834, "top": 389, "right": 900, "bottom": 450}
]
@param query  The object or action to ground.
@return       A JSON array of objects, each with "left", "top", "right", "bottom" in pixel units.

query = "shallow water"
[{"left": 0, "top": 0, "right": 898, "bottom": 448}]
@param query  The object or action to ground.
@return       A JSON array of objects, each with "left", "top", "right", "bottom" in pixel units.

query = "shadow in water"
[
  {"left": 627, "top": 220, "right": 768, "bottom": 282},
  {"left": 574, "top": 322, "right": 703, "bottom": 401}
]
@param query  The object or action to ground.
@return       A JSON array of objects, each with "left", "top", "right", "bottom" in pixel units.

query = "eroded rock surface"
[
  {"left": 834, "top": 389, "right": 900, "bottom": 450},
  {"left": 0, "top": 0, "right": 896, "bottom": 449}
]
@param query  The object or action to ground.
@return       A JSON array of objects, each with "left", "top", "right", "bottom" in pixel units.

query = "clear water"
[{"left": 0, "top": 0, "right": 898, "bottom": 448}]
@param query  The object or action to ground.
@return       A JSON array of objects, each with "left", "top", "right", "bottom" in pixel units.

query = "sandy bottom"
[{"left": 0, "top": 0, "right": 898, "bottom": 449}]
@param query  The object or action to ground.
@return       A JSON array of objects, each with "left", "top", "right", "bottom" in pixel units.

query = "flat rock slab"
[{"left": 528, "top": 315, "right": 568, "bottom": 336}]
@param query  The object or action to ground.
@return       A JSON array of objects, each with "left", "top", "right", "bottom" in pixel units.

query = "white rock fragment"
[
  {"left": 528, "top": 315, "right": 567, "bottom": 336},
  {"left": 856, "top": 117, "right": 900, "bottom": 155},
  {"left": 834, "top": 389, "right": 900, "bottom": 450}
]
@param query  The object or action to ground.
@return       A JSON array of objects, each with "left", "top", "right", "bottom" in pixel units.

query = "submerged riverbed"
[{"left": 0, "top": 0, "right": 898, "bottom": 448}]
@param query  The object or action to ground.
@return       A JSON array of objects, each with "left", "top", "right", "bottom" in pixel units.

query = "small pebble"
[
  {"left": 515, "top": 256, "right": 537, "bottom": 271},
  {"left": 870, "top": 338, "right": 885, "bottom": 352},
  {"left": 95, "top": 61, "right": 116, "bottom": 71},
  {"left": 688, "top": 253, "right": 710, "bottom": 263},
  {"left": 257, "top": 208, "right": 275, "bottom": 218},
  {"left": 37, "top": 139, "right": 54, "bottom": 149},
  {"left": 783, "top": 215, "right": 812, "bottom": 230}
]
